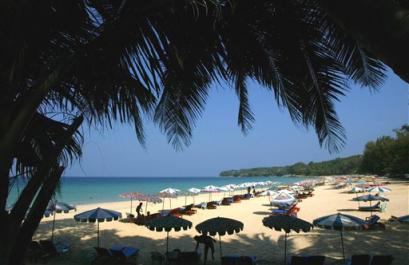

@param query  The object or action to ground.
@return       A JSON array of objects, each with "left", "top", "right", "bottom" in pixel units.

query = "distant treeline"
[{"left": 220, "top": 125, "right": 409, "bottom": 178}]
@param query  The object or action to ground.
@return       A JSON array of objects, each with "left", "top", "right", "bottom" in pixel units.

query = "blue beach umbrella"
[
  {"left": 313, "top": 213, "right": 365, "bottom": 263},
  {"left": 47, "top": 201, "right": 76, "bottom": 242},
  {"left": 74, "top": 207, "right": 122, "bottom": 247},
  {"left": 397, "top": 215, "right": 409, "bottom": 224}
]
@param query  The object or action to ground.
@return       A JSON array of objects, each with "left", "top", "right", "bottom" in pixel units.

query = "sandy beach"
[{"left": 33, "top": 181, "right": 409, "bottom": 265}]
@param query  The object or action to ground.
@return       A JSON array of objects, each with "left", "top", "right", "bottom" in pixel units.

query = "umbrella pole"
[
  {"left": 130, "top": 198, "right": 133, "bottom": 214},
  {"left": 51, "top": 212, "right": 56, "bottom": 242},
  {"left": 145, "top": 202, "right": 148, "bottom": 215},
  {"left": 284, "top": 233, "right": 287, "bottom": 265},
  {"left": 162, "top": 199, "right": 165, "bottom": 210},
  {"left": 97, "top": 221, "right": 100, "bottom": 248},
  {"left": 166, "top": 231, "right": 169, "bottom": 254},
  {"left": 340, "top": 230, "right": 345, "bottom": 263},
  {"left": 170, "top": 198, "right": 172, "bottom": 209},
  {"left": 185, "top": 196, "right": 187, "bottom": 206},
  {"left": 219, "top": 234, "right": 223, "bottom": 259}
]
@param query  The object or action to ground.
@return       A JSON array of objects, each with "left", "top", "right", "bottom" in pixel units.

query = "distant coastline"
[{"left": 219, "top": 155, "right": 362, "bottom": 177}]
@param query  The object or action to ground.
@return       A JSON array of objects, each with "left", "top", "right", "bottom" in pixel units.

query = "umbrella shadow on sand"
[{"left": 33, "top": 218, "right": 409, "bottom": 265}]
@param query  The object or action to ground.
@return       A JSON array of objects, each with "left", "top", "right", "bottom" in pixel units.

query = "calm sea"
[{"left": 8, "top": 176, "right": 309, "bottom": 205}]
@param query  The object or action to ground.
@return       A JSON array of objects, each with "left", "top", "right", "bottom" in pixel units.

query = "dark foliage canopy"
[{"left": 1, "top": 0, "right": 388, "bottom": 176}]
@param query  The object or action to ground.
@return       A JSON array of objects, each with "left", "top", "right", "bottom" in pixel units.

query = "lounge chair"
[
  {"left": 94, "top": 247, "right": 112, "bottom": 258},
  {"left": 110, "top": 246, "right": 139, "bottom": 261},
  {"left": 39, "top": 240, "right": 58, "bottom": 257},
  {"left": 221, "top": 255, "right": 257, "bottom": 265},
  {"left": 358, "top": 202, "right": 381, "bottom": 212},
  {"left": 168, "top": 208, "right": 182, "bottom": 217},
  {"left": 370, "top": 255, "right": 394, "bottom": 265},
  {"left": 222, "top": 197, "right": 233, "bottom": 205},
  {"left": 179, "top": 251, "right": 201, "bottom": 264},
  {"left": 363, "top": 215, "right": 386, "bottom": 230},
  {"left": 195, "top": 202, "right": 207, "bottom": 209},
  {"left": 349, "top": 254, "right": 371, "bottom": 265},
  {"left": 242, "top": 193, "right": 252, "bottom": 200},
  {"left": 206, "top": 202, "right": 217, "bottom": 209},
  {"left": 290, "top": 255, "right": 325, "bottom": 265},
  {"left": 26, "top": 241, "right": 50, "bottom": 263},
  {"left": 233, "top": 195, "right": 241, "bottom": 203},
  {"left": 180, "top": 204, "right": 197, "bottom": 215}
]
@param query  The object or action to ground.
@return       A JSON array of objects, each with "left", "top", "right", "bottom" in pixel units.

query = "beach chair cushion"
[
  {"left": 350, "top": 254, "right": 371, "bottom": 265},
  {"left": 370, "top": 255, "right": 394, "bottom": 265}
]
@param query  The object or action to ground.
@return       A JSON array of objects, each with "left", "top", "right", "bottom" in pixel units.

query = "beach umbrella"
[
  {"left": 196, "top": 217, "right": 243, "bottom": 260},
  {"left": 263, "top": 215, "right": 313, "bottom": 265},
  {"left": 159, "top": 188, "right": 180, "bottom": 210},
  {"left": 74, "top": 207, "right": 121, "bottom": 247},
  {"left": 141, "top": 194, "right": 162, "bottom": 214},
  {"left": 366, "top": 186, "right": 391, "bottom": 193},
  {"left": 353, "top": 194, "right": 389, "bottom": 214},
  {"left": 119, "top": 192, "right": 150, "bottom": 214},
  {"left": 271, "top": 192, "right": 296, "bottom": 206},
  {"left": 218, "top": 186, "right": 233, "bottom": 198},
  {"left": 313, "top": 213, "right": 365, "bottom": 262},
  {"left": 396, "top": 215, "right": 409, "bottom": 224},
  {"left": 145, "top": 216, "right": 192, "bottom": 254},
  {"left": 202, "top": 185, "right": 219, "bottom": 202},
  {"left": 47, "top": 201, "right": 76, "bottom": 242},
  {"left": 188, "top": 188, "right": 201, "bottom": 204}
]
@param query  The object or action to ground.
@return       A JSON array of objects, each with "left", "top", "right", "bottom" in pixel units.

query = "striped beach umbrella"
[
  {"left": 74, "top": 207, "right": 122, "bottom": 247},
  {"left": 196, "top": 217, "right": 243, "bottom": 259},
  {"left": 159, "top": 188, "right": 180, "bottom": 210},
  {"left": 313, "top": 213, "right": 365, "bottom": 262},
  {"left": 263, "top": 215, "right": 313, "bottom": 265},
  {"left": 366, "top": 186, "right": 391, "bottom": 193},
  {"left": 145, "top": 216, "right": 192, "bottom": 253},
  {"left": 202, "top": 185, "right": 219, "bottom": 202}
]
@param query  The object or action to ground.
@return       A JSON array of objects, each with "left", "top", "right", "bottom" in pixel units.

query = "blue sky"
[{"left": 66, "top": 70, "right": 408, "bottom": 177}]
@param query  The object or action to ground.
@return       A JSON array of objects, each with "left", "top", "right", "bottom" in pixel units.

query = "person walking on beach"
[
  {"left": 194, "top": 235, "right": 215, "bottom": 264},
  {"left": 136, "top": 202, "right": 143, "bottom": 217}
]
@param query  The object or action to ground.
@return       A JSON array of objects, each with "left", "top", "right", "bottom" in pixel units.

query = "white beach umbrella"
[
  {"left": 159, "top": 188, "right": 180, "bottom": 209},
  {"left": 188, "top": 188, "right": 201, "bottom": 204},
  {"left": 271, "top": 192, "right": 296, "bottom": 206},
  {"left": 366, "top": 186, "right": 391, "bottom": 193},
  {"left": 202, "top": 185, "right": 219, "bottom": 201},
  {"left": 160, "top": 188, "right": 181, "bottom": 194},
  {"left": 218, "top": 186, "right": 233, "bottom": 197}
]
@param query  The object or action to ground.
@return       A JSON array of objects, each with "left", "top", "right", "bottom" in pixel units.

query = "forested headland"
[{"left": 220, "top": 125, "right": 409, "bottom": 178}]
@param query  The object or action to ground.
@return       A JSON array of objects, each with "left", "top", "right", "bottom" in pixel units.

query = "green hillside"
[{"left": 219, "top": 155, "right": 362, "bottom": 177}]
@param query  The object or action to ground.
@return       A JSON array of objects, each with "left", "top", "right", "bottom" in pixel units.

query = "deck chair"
[
  {"left": 94, "top": 247, "right": 112, "bottom": 258},
  {"left": 290, "top": 256, "right": 309, "bottom": 265},
  {"left": 307, "top": 256, "right": 325, "bottom": 265},
  {"left": 370, "top": 255, "right": 394, "bottom": 265},
  {"left": 27, "top": 241, "right": 50, "bottom": 263},
  {"left": 363, "top": 215, "right": 385, "bottom": 230},
  {"left": 359, "top": 202, "right": 381, "bottom": 212},
  {"left": 110, "top": 246, "right": 139, "bottom": 261},
  {"left": 39, "top": 240, "right": 58, "bottom": 257},
  {"left": 350, "top": 254, "right": 371, "bottom": 265}
]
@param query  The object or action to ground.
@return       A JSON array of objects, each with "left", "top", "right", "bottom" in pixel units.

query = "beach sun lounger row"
[
  {"left": 93, "top": 245, "right": 139, "bottom": 264},
  {"left": 349, "top": 254, "right": 394, "bottom": 265}
]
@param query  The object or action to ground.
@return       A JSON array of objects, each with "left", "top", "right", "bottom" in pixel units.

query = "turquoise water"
[{"left": 9, "top": 176, "right": 309, "bottom": 205}]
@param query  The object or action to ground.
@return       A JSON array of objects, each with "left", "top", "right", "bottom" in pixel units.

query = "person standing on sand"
[
  {"left": 247, "top": 186, "right": 251, "bottom": 194},
  {"left": 136, "top": 202, "right": 143, "bottom": 217},
  {"left": 194, "top": 235, "right": 215, "bottom": 264}
]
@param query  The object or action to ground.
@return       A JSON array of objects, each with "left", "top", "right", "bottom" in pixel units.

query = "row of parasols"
[{"left": 68, "top": 206, "right": 407, "bottom": 265}]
